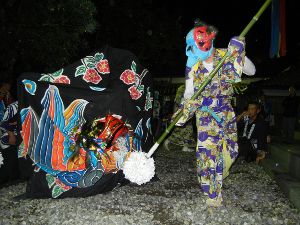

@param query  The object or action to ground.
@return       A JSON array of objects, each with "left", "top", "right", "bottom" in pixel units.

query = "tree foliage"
[
  {"left": 0, "top": 0, "right": 97, "bottom": 77},
  {"left": 1, "top": 0, "right": 187, "bottom": 78}
]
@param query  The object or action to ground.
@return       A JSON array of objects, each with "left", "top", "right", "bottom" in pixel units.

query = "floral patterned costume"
[{"left": 176, "top": 30, "right": 246, "bottom": 201}]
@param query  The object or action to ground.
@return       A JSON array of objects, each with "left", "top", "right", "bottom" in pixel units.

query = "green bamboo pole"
[{"left": 147, "top": 0, "right": 272, "bottom": 158}]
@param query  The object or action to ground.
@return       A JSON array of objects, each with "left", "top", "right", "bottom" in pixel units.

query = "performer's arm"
[
  {"left": 243, "top": 56, "right": 256, "bottom": 76},
  {"left": 223, "top": 36, "right": 246, "bottom": 83},
  {"left": 174, "top": 67, "right": 197, "bottom": 126},
  {"left": 183, "top": 77, "right": 194, "bottom": 100}
]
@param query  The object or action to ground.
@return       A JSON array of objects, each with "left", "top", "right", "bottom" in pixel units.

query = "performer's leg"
[
  {"left": 195, "top": 112, "right": 221, "bottom": 200},
  {"left": 197, "top": 105, "right": 238, "bottom": 207}
]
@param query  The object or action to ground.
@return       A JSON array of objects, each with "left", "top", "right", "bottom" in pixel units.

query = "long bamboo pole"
[{"left": 147, "top": 0, "right": 272, "bottom": 158}]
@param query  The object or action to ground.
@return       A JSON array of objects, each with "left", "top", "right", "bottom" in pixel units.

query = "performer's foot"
[
  {"left": 182, "top": 146, "right": 194, "bottom": 152},
  {"left": 206, "top": 196, "right": 223, "bottom": 207}
]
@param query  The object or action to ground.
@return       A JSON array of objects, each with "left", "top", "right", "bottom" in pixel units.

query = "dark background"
[{"left": 0, "top": 0, "right": 298, "bottom": 79}]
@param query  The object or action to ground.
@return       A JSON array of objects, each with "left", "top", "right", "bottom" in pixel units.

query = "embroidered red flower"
[
  {"left": 120, "top": 69, "right": 136, "bottom": 85},
  {"left": 53, "top": 75, "right": 71, "bottom": 84},
  {"left": 96, "top": 59, "right": 110, "bottom": 74},
  {"left": 128, "top": 86, "right": 142, "bottom": 100},
  {"left": 83, "top": 68, "right": 102, "bottom": 84}
]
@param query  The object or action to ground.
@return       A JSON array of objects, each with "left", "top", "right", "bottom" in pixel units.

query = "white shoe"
[
  {"left": 182, "top": 146, "right": 194, "bottom": 152},
  {"left": 206, "top": 196, "right": 223, "bottom": 207}
]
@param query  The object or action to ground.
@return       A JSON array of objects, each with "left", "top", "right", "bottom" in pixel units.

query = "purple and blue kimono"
[{"left": 176, "top": 35, "right": 246, "bottom": 201}]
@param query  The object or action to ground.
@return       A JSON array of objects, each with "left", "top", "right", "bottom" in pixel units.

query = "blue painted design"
[
  {"left": 22, "top": 79, "right": 37, "bottom": 95},
  {"left": 89, "top": 86, "right": 106, "bottom": 91}
]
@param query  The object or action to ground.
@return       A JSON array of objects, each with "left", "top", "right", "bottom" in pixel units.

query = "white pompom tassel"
[{"left": 122, "top": 151, "right": 155, "bottom": 185}]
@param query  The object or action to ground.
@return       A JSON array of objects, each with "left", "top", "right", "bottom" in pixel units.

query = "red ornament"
[{"left": 97, "top": 114, "right": 129, "bottom": 150}]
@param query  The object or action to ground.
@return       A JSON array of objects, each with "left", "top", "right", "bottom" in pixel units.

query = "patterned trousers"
[{"left": 195, "top": 101, "right": 238, "bottom": 199}]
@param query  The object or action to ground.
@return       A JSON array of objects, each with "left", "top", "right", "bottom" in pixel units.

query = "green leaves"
[
  {"left": 94, "top": 53, "right": 104, "bottom": 62},
  {"left": 51, "top": 68, "right": 64, "bottom": 77},
  {"left": 131, "top": 61, "right": 137, "bottom": 73},
  {"left": 52, "top": 185, "right": 65, "bottom": 198},
  {"left": 137, "top": 84, "right": 144, "bottom": 93},
  {"left": 46, "top": 174, "right": 56, "bottom": 188},
  {"left": 75, "top": 65, "right": 87, "bottom": 77},
  {"left": 39, "top": 75, "right": 52, "bottom": 82},
  {"left": 83, "top": 56, "right": 96, "bottom": 68}
]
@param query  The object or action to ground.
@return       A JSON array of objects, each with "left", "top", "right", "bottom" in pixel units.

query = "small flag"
[{"left": 270, "top": 0, "right": 286, "bottom": 58}]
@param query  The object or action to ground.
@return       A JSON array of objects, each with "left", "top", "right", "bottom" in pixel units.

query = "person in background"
[
  {"left": 258, "top": 91, "right": 272, "bottom": 144},
  {"left": 282, "top": 86, "right": 299, "bottom": 144},
  {"left": 258, "top": 91, "right": 272, "bottom": 124},
  {"left": 0, "top": 78, "right": 33, "bottom": 186},
  {"left": 237, "top": 101, "right": 268, "bottom": 163},
  {"left": 0, "top": 79, "right": 19, "bottom": 185}
]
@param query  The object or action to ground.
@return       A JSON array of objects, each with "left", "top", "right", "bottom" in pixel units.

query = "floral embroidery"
[
  {"left": 144, "top": 87, "right": 153, "bottom": 111},
  {"left": 128, "top": 86, "right": 142, "bottom": 100},
  {"left": 120, "top": 69, "right": 136, "bottom": 85},
  {"left": 39, "top": 68, "right": 71, "bottom": 85},
  {"left": 75, "top": 52, "right": 110, "bottom": 85},
  {"left": 96, "top": 59, "right": 110, "bottom": 74},
  {"left": 83, "top": 68, "right": 102, "bottom": 84},
  {"left": 120, "top": 61, "right": 148, "bottom": 100},
  {"left": 46, "top": 173, "right": 72, "bottom": 198},
  {"left": 53, "top": 75, "right": 71, "bottom": 84}
]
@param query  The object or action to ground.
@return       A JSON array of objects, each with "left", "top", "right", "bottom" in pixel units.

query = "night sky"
[
  {"left": 99, "top": 0, "right": 297, "bottom": 77},
  {"left": 1, "top": 0, "right": 298, "bottom": 78},
  {"left": 150, "top": 0, "right": 297, "bottom": 76}
]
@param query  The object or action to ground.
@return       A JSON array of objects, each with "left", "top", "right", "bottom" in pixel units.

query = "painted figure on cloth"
[
  {"left": 16, "top": 46, "right": 154, "bottom": 199},
  {"left": 175, "top": 20, "right": 256, "bottom": 207}
]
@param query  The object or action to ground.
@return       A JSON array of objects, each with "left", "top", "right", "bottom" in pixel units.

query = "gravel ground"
[{"left": 0, "top": 147, "right": 299, "bottom": 225}]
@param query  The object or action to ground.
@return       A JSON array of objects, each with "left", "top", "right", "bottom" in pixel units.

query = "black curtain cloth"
[{"left": 17, "top": 45, "right": 154, "bottom": 198}]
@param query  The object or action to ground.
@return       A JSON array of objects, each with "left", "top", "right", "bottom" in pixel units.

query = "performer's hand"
[
  {"left": 228, "top": 36, "right": 245, "bottom": 54},
  {"left": 171, "top": 108, "right": 182, "bottom": 122}
]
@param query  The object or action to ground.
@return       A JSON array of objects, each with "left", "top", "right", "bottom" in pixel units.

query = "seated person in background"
[
  {"left": 0, "top": 80, "right": 19, "bottom": 185},
  {"left": 237, "top": 101, "right": 268, "bottom": 163}
]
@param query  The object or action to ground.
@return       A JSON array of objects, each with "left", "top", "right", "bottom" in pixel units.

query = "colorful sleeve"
[
  {"left": 183, "top": 66, "right": 195, "bottom": 100},
  {"left": 2, "top": 102, "right": 18, "bottom": 122},
  {"left": 0, "top": 100, "right": 5, "bottom": 121},
  {"left": 175, "top": 99, "right": 198, "bottom": 126},
  {"left": 221, "top": 37, "right": 246, "bottom": 83}
]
